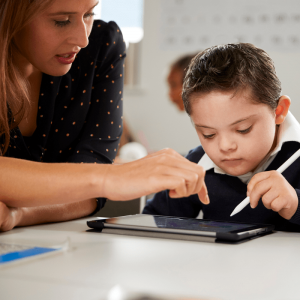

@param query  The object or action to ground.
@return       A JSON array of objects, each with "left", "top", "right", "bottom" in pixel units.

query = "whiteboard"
[{"left": 160, "top": 0, "right": 300, "bottom": 52}]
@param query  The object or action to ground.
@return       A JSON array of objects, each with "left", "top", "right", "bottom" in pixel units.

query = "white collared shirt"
[{"left": 198, "top": 111, "right": 300, "bottom": 184}]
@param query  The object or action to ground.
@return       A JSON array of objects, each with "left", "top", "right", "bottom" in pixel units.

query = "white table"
[{"left": 0, "top": 217, "right": 300, "bottom": 300}]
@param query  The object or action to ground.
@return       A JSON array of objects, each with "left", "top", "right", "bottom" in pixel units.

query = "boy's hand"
[{"left": 247, "top": 171, "right": 298, "bottom": 220}]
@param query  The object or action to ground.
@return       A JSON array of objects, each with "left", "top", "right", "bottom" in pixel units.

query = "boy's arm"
[{"left": 142, "top": 190, "right": 202, "bottom": 218}]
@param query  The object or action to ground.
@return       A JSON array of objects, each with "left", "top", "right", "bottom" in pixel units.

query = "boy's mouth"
[
  {"left": 222, "top": 158, "right": 243, "bottom": 167},
  {"left": 222, "top": 158, "right": 241, "bottom": 161}
]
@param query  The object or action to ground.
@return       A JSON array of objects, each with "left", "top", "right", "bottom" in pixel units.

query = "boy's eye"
[
  {"left": 203, "top": 134, "right": 215, "bottom": 139},
  {"left": 237, "top": 125, "right": 252, "bottom": 134},
  {"left": 55, "top": 20, "right": 71, "bottom": 27}
]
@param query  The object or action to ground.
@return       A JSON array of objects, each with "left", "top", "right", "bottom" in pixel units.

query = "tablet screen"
[
  {"left": 105, "top": 215, "right": 257, "bottom": 233},
  {"left": 153, "top": 216, "right": 255, "bottom": 233}
]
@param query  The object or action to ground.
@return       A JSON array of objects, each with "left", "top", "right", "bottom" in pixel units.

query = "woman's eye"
[
  {"left": 84, "top": 12, "right": 95, "bottom": 19},
  {"left": 237, "top": 126, "right": 252, "bottom": 134},
  {"left": 55, "top": 20, "right": 71, "bottom": 27},
  {"left": 203, "top": 134, "right": 215, "bottom": 139},
  {"left": 54, "top": 12, "right": 94, "bottom": 27}
]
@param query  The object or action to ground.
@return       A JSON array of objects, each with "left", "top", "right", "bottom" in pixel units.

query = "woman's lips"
[{"left": 55, "top": 52, "right": 77, "bottom": 64}]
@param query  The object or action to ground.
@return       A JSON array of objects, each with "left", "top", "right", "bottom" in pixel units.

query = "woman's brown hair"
[
  {"left": 0, "top": 0, "right": 53, "bottom": 155},
  {"left": 182, "top": 43, "right": 282, "bottom": 116}
]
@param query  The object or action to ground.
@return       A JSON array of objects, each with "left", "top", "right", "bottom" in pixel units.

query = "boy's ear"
[{"left": 275, "top": 95, "right": 291, "bottom": 125}]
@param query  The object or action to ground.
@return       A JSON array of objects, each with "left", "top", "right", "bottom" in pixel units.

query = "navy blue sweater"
[{"left": 143, "top": 142, "right": 300, "bottom": 232}]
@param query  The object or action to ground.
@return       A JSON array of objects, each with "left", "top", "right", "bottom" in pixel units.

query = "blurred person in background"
[{"left": 167, "top": 53, "right": 196, "bottom": 112}]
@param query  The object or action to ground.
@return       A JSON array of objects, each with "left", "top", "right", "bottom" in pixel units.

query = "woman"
[{"left": 0, "top": 0, "right": 207, "bottom": 232}]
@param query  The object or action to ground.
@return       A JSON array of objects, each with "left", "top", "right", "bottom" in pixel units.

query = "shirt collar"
[{"left": 198, "top": 111, "right": 300, "bottom": 182}]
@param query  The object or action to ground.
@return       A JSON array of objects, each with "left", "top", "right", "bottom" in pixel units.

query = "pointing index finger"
[{"left": 198, "top": 182, "right": 209, "bottom": 204}]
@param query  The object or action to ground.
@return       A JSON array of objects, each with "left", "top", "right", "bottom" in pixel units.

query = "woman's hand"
[
  {"left": 247, "top": 171, "right": 298, "bottom": 220},
  {"left": 0, "top": 150, "right": 208, "bottom": 208},
  {"left": 102, "top": 148, "right": 209, "bottom": 203},
  {"left": 0, "top": 202, "right": 21, "bottom": 232}
]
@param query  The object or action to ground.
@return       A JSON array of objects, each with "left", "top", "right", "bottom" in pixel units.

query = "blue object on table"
[{"left": 0, "top": 244, "right": 57, "bottom": 264}]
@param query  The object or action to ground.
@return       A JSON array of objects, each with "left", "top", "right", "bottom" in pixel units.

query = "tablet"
[{"left": 87, "top": 214, "right": 275, "bottom": 243}]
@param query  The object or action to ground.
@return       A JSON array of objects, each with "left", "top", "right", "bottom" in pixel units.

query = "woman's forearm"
[
  {"left": 16, "top": 198, "right": 97, "bottom": 227},
  {"left": 0, "top": 157, "right": 108, "bottom": 207},
  {"left": 0, "top": 148, "right": 208, "bottom": 208}
]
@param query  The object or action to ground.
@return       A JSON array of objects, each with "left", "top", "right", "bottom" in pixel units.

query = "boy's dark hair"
[{"left": 182, "top": 43, "right": 281, "bottom": 115}]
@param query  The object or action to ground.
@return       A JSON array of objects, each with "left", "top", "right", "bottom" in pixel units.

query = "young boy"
[{"left": 143, "top": 43, "right": 300, "bottom": 232}]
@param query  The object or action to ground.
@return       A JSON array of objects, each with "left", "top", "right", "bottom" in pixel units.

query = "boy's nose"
[{"left": 219, "top": 136, "right": 237, "bottom": 153}]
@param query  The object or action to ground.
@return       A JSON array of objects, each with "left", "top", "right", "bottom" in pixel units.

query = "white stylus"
[{"left": 230, "top": 148, "right": 300, "bottom": 217}]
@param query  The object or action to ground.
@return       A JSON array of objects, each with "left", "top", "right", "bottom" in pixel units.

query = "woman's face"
[
  {"left": 167, "top": 67, "right": 185, "bottom": 111},
  {"left": 14, "top": 0, "right": 99, "bottom": 76}
]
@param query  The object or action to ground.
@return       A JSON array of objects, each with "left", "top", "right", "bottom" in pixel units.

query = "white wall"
[{"left": 123, "top": 0, "right": 300, "bottom": 154}]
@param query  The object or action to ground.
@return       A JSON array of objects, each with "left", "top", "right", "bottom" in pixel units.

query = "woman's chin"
[{"left": 44, "top": 65, "right": 72, "bottom": 77}]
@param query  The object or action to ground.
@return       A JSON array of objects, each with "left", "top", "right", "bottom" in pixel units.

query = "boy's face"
[{"left": 190, "top": 89, "right": 277, "bottom": 176}]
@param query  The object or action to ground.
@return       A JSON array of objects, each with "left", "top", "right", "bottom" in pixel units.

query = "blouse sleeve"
[
  {"left": 67, "top": 21, "right": 126, "bottom": 165},
  {"left": 66, "top": 21, "right": 125, "bottom": 214}
]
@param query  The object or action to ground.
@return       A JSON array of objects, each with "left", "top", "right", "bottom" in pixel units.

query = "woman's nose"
[{"left": 68, "top": 21, "right": 90, "bottom": 49}]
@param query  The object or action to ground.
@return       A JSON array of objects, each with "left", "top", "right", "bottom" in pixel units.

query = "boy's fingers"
[
  {"left": 261, "top": 188, "right": 280, "bottom": 209},
  {"left": 269, "top": 196, "right": 286, "bottom": 212},
  {"left": 249, "top": 179, "right": 272, "bottom": 208},
  {"left": 247, "top": 172, "right": 272, "bottom": 196}
]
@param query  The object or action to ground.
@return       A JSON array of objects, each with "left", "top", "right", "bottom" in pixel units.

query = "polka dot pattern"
[{"left": 7, "top": 20, "right": 125, "bottom": 168}]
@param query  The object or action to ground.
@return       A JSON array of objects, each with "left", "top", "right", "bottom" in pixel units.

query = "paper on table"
[{"left": 0, "top": 238, "right": 70, "bottom": 267}]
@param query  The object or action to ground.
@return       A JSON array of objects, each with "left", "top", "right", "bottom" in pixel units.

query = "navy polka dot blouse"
[{"left": 5, "top": 20, "right": 125, "bottom": 213}]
